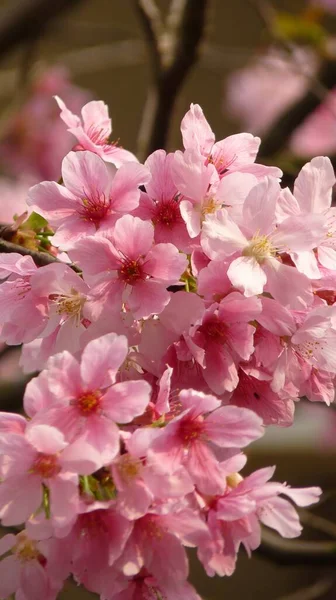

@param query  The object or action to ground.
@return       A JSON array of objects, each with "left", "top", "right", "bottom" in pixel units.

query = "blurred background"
[{"left": 0, "top": 0, "right": 336, "bottom": 598}]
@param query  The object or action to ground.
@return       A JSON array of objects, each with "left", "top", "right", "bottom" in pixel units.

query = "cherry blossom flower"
[
  {"left": 28, "top": 150, "right": 150, "bottom": 249},
  {"left": 201, "top": 177, "right": 326, "bottom": 307},
  {"left": 23, "top": 333, "right": 151, "bottom": 463},
  {"left": 68, "top": 215, "right": 187, "bottom": 319},
  {"left": 55, "top": 97, "right": 137, "bottom": 166}
]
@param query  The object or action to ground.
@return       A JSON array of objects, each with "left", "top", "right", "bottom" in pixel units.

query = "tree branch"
[
  {"left": 0, "top": 239, "right": 81, "bottom": 273},
  {"left": 0, "top": 0, "right": 85, "bottom": 63},
  {"left": 135, "top": 0, "right": 210, "bottom": 159},
  {"left": 277, "top": 578, "right": 334, "bottom": 600},
  {"left": 259, "top": 56, "right": 336, "bottom": 158},
  {"left": 132, "top": 0, "right": 163, "bottom": 75},
  {"left": 258, "top": 529, "right": 336, "bottom": 566}
]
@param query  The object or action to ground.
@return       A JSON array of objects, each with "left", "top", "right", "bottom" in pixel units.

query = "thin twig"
[
  {"left": 277, "top": 578, "right": 334, "bottom": 600},
  {"left": 0, "top": 239, "right": 81, "bottom": 273},
  {"left": 135, "top": 0, "right": 209, "bottom": 160},
  {"left": 132, "top": 0, "right": 163, "bottom": 75},
  {"left": 248, "top": 0, "right": 336, "bottom": 158},
  {"left": 258, "top": 529, "right": 336, "bottom": 566},
  {"left": 299, "top": 509, "right": 336, "bottom": 540}
]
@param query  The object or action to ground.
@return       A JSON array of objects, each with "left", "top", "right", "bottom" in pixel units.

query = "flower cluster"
[{"left": 0, "top": 99, "right": 332, "bottom": 599}]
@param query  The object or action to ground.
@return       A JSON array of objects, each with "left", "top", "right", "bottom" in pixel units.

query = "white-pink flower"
[{"left": 201, "top": 177, "right": 325, "bottom": 308}]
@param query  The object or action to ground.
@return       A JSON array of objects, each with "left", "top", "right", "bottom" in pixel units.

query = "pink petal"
[
  {"left": 113, "top": 215, "right": 154, "bottom": 259},
  {"left": 145, "top": 150, "right": 177, "bottom": 202},
  {"left": 55, "top": 95, "right": 81, "bottom": 128},
  {"left": 212, "top": 132, "right": 260, "bottom": 169},
  {"left": 69, "top": 235, "right": 120, "bottom": 279},
  {"left": 180, "top": 199, "right": 201, "bottom": 238},
  {"left": 201, "top": 209, "right": 247, "bottom": 260},
  {"left": 282, "top": 486, "right": 322, "bottom": 507},
  {"left": 60, "top": 439, "right": 102, "bottom": 473},
  {"left": 205, "top": 405, "right": 264, "bottom": 447},
  {"left": 264, "top": 258, "right": 313, "bottom": 309},
  {"left": 172, "top": 149, "right": 216, "bottom": 202},
  {"left": 259, "top": 496, "right": 302, "bottom": 538},
  {"left": 0, "top": 555, "right": 20, "bottom": 597},
  {"left": 20, "top": 559, "right": 50, "bottom": 600},
  {"left": 27, "top": 181, "right": 77, "bottom": 225},
  {"left": 227, "top": 255, "right": 267, "bottom": 296},
  {"left": 103, "top": 380, "right": 151, "bottom": 423},
  {"left": 294, "top": 156, "right": 335, "bottom": 213},
  {"left": 110, "top": 162, "right": 150, "bottom": 213},
  {"left": 82, "top": 100, "right": 112, "bottom": 139},
  {"left": 242, "top": 177, "right": 279, "bottom": 234},
  {"left": 145, "top": 243, "right": 187, "bottom": 282},
  {"left": 62, "top": 150, "right": 110, "bottom": 199},
  {"left": 128, "top": 280, "right": 170, "bottom": 319},
  {"left": 181, "top": 103, "right": 215, "bottom": 155},
  {"left": 80, "top": 332, "right": 128, "bottom": 389},
  {"left": 26, "top": 424, "right": 67, "bottom": 454}
]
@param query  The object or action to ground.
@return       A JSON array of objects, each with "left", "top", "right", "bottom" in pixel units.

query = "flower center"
[
  {"left": 153, "top": 199, "right": 181, "bottom": 228},
  {"left": 179, "top": 416, "right": 205, "bottom": 446},
  {"left": 117, "top": 455, "right": 142, "bottom": 482},
  {"left": 13, "top": 532, "right": 41, "bottom": 562},
  {"left": 119, "top": 259, "right": 144, "bottom": 284},
  {"left": 77, "top": 391, "right": 101, "bottom": 415},
  {"left": 202, "top": 197, "right": 218, "bottom": 217},
  {"left": 201, "top": 317, "right": 227, "bottom": 343},
  {"left": 50, "top": 288, "right": 86, "bottom": 325},
  {"left": 78, "top": 192, "right": 111, "bottom": 225},
  {"left": 242, "top": 234, "right": 275, "bottom": 263},
  {"left": 31, "top": 453, "right": 61, "bottom": 478}
]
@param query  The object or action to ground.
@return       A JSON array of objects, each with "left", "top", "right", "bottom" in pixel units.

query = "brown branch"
[
  {"left": 257, "top": 529, "right": 336, "bottom": 566},
  {"left": 0, "top": 0, "right": 85, "bottom": 63},
  {"left": 135, "top": 0, "right": 210, "bottom": 159},
  {"left": 259, "top": 57, "right": 336, "bottom": 158},
  {"left": 0, "top": 239, "right": 81, "bottom": 273},
  {"left": 132, "top": 0, "right": 163, "bottom": 76},
  {"left": 277, "top": 578, "right": 334, "bottom": 600},
  {"left": 247, "top": 0, "right": 336, "bottom": 159}
]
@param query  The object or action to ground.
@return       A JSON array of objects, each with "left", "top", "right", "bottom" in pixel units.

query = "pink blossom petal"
[
  {"left": 259, "top": 496, "right": 302, "bottom": 538},
  {"left": 27, "top": 181, "right": 77, "bottom": 226},
  {"left": 0, "top": 555, "right": 20, "bottom": 597},
  {"left": 228, "top": 255, "right": 267, "bottom": 296},
  {"left": 103, "top": 380, "right": 151, "bottom": 423},
  {"left": 113, "top": 215, "right": 154, "bottom": 259},
  {"left": 205, "top": 405, "right": 264, "bottom": 447},
  {"left": 80, "top": 332, "right": 128, "bottom": 389},
  {"left": 110, "top": 162, "right": 150, "bottom": 213},
  {"left": 294, "top": 156, "right": 335, "bottom": 213},
  {"left": 201, "top": 209, "right": 247, "bottom": 260},
  {"left": 62, "top": 150, "right": 110, "bottom": 200},
  {"left": 128, "top": 280, "right": 170, "bottom": 319},
  {"left": 20, "top": 560, "right": 50, "bottom": 600},
  {"left": 145, "top": 243, "right": 187, "bottom": 281},
  {"left": 181, "top": 103, "right": 215, "bottom": 155},
  {"left": 145, "top": 150, "right": 176, "bottom": 201},
  {"left": 264, "top": 258, "right": 313, "bottom": 309},
  {"left": 26, "top": 424, "right": 67, "bottom": 454}
]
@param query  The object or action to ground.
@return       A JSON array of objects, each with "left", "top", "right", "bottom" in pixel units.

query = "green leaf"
[
  {"left": 275, "top": 12, "right": 327, "bottom": 47},
  {"left": 21, "top": 211, "right": 49, "bottom": 233}
]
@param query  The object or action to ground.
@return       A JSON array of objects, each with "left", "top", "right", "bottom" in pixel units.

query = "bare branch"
[
  {"left": 299, "top": 509, "right": 336, "bottom": 540},
  {"left": 135, "top": 0, "right": 210, "bottom": 159},
  {"left": 259, "top": 57, "right": 336, "bottom": 158},
  {"left": 132, "top": 0, "right": 163, "bottom": 75},
  {"left": 0, "top": 0, "right": 86, "bottom": 63},
  {"left": 257, "top": 529, "right": 336, "bottom": 566},
  {"left": 247, "top": 0, "right": 336, "bottom": 158},
  {"left": 277, "top": 578, "right": 334, "bottom": 600},
  {"left": 0, "top": 239, "right": 81, "bottom": 273}
]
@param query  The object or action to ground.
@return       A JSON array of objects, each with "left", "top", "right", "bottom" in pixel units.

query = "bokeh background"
[{"left": 0, "top": 0, "right": 336, "bottom": 598}]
